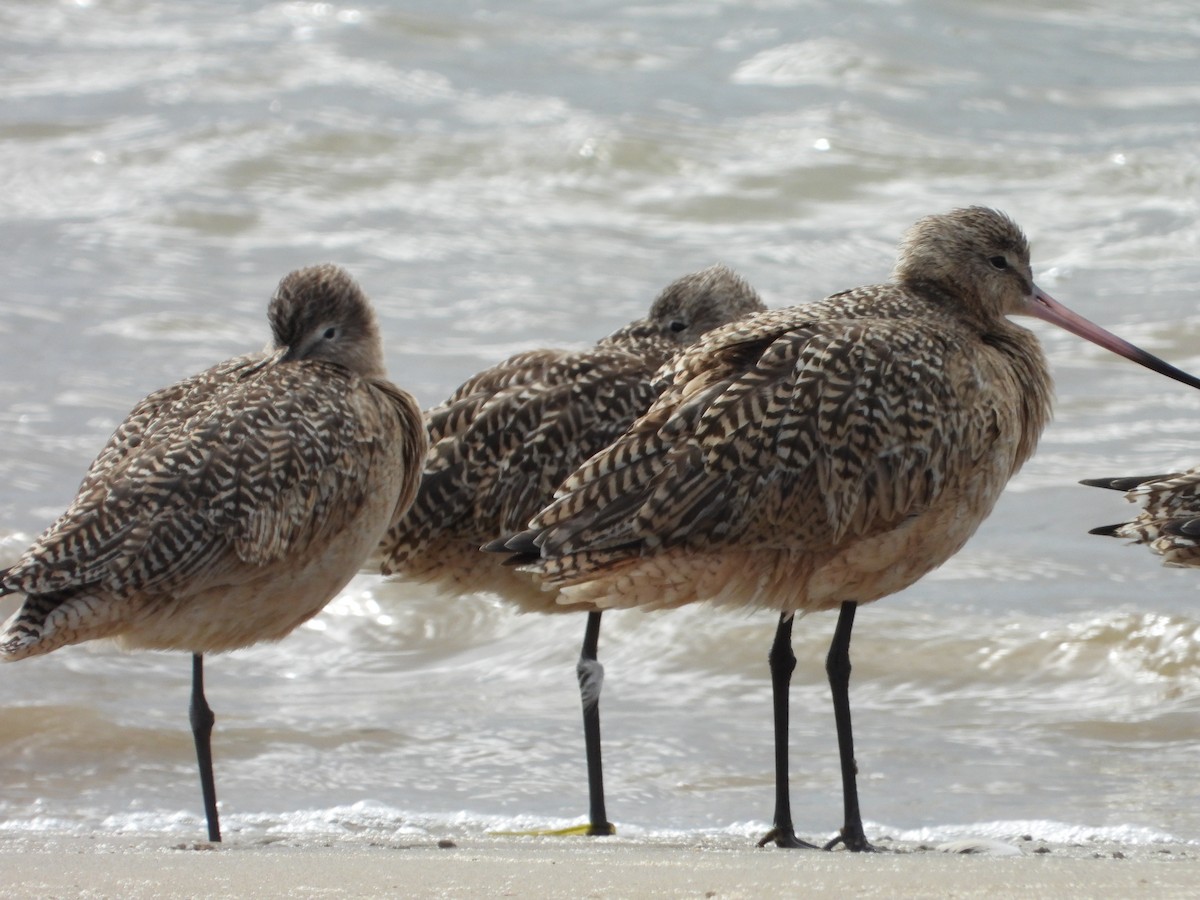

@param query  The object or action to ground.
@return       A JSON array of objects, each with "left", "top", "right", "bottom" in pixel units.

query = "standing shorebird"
[
  {"left": 378, "top": 265, "right": 765, "bottom": 834},
  {"left": 1084, "top": 469, "right": 1200, "bottom": 565},
  {"left": 498, "top": 207, "right": 1200, "bottom": 850},
  {"left": 0, "top": 264, "right": 426, "bottom": 842}
]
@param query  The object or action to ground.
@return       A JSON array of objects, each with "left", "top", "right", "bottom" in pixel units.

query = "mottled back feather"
[{"left": 377, "top": 265, "right": 766, "bottom": 605}]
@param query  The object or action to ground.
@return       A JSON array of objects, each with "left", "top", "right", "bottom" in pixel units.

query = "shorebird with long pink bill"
[
  {"left": 378, "top": 265, "right": 765, "bottom": 835},
  {"left": 495, "top": 207, "right": 1200, "bottom": 851},
  {"left": 1084, "top": 469, "right": 1200, "bottom": 565},
  {"left": 0, "top": 264, "right": 426, "bottom": 843}
]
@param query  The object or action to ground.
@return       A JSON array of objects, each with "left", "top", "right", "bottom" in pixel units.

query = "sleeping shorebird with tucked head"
[
  {"left": 0, "top": 264, "right": 426, "bottom": 842},
  {"left": 378, "top": 265, "right": 766, "bottom": 835},
  {"left": 496, "top": 207, "right": 1200, "bottom": 850},
  {"left": 1084, "top": 469, "right": 1200, "bottom": 565}
]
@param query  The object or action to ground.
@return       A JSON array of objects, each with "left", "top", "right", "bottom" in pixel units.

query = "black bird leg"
[
  {"left": 578, "top": 611, "right": 615, "bottom": 835},
  {"left": 822, "top": 602, "right": 875, "bottom": 852},
  {"left": 757, "top": 611, "right": 818, "bottom": 849},
  {"left": 189, "top": 653, "right": 221, "bottom": 842}
]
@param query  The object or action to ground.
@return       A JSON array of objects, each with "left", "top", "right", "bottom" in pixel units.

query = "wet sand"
[{"left": 2, "top": 832, "right": 1195, "bottom": 899}]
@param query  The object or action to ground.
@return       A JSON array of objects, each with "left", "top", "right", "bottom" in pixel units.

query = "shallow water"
[{"left": 2, "top": 0, "right": 1200, "bottom": 847}]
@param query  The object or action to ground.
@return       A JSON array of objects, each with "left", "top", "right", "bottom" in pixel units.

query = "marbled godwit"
[
  {"left": 0, "top": 264, "right": 425, "bottom": 842},
  {"left": 1084, "top": 469, "right": 1200, "bottom": 565},
  {"left": 497, "top": 207, "right": 1200, "bottom": 850},
  {"left": 379, "top": 265, "right": 765, "bottom": 834}
]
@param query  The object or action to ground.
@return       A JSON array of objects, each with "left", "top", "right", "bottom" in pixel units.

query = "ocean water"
[{"left": 2, "top": 0, "right": 1200, "bottom": 849}]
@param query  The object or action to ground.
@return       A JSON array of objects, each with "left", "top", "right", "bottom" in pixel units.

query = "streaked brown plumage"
[
  {"left": 379, "top": 264, "right": 766, "bottom": 607},
  {"left": 0, "top": 263, "right": 426, "bottom": 842},
  {"left": 1084, "top": 469, "right": 1200, "bottom": 566},
  {"left": 379, "top": 264, "right": 766, "bottom": 834},
  {"left": 503, "top": 207, "right": 1200, "bottom": 851}
]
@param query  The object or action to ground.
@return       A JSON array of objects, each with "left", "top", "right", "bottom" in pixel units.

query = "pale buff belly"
[
  {"left": 114, "top": 466, "right": 407, "bottom": 655},
  {"left": 556, "top": 474, "right": 1008, "bottom": 616}
]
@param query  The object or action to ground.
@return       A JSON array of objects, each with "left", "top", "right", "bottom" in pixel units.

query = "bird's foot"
[
  {"left": 756, "top": 827, "right": 819, "bottom": 849},
  {"left": 822, "top": 826, "right": 877, "bottom": 853}
]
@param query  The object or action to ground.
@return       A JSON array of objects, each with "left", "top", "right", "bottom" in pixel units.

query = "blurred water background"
[{"left": 2, "top": 0, "right": 1200, "bottom": 847}]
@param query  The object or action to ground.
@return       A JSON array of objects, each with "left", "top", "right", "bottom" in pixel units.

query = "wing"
[
  {"left": 380, "top": 345, "right": 663, "bottom": 573},
  {"left": 529, "top": 305, "right": 1006, "bottom": 582},
  {"left": 425, "top": 350, "right": 565, "bottom": 446},
  {"left": 3, "top": 360, "right": 399, "bottom": 600},
  {"left": 480, "top": 353, "right": 662, "bottom": 534},
  {"left": 76, "top": 355, "right": 266, "bottom": 491}
]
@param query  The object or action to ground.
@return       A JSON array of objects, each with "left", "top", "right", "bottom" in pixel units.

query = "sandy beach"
[{"left": 3, "top": 832, "right": 1197, "bottom": 899}]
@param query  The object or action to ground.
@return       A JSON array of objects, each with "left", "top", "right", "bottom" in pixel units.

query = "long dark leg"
[
  {"left": 822, "top": 602, "right": 875, "bottom": 852},
  {"left": 189, "top": 653, "right": 221, "bottom": 843},
  {"left": 578, "top": 611, "right": 615, "bottom": 835},
  {"left": 757, "top": 612, "right": 817, "bottom": 849}
]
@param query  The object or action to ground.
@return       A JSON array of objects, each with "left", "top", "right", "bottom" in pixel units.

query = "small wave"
[
  {"left": 980, "top": 609, "right": 1200, "bottom": 685},
  {"left": 0, "top": 800, "right": 1190, "bottom": 851},
  {"left": 891, "top": 819, "right": 1185, "bottom": 847}
]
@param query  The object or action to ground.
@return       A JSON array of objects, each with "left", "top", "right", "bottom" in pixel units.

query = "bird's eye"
[
  {"left": 323, "top": 326, "right": 337, "bottom": 340},
  {"left": 989, "top": 256, "right": 1008, "bottom": 270},
  {"left": 669, "top": 320, "right": 687, "bottom": 333}
]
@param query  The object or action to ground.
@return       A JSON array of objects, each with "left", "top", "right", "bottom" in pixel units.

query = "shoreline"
[{"left": 3, "top": 832, "right": 1196, "bottom": 899}]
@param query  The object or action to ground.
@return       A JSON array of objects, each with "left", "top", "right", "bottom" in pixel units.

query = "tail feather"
[
  {"left": 1164, "top": 517, "right": 1200, "bottom": 538},
  {"left": 1080, "top": 475, "right": 1174, "bottom": 492},
  {"left": 482, "top": 530, "right": 540, "bottom": 567}
]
